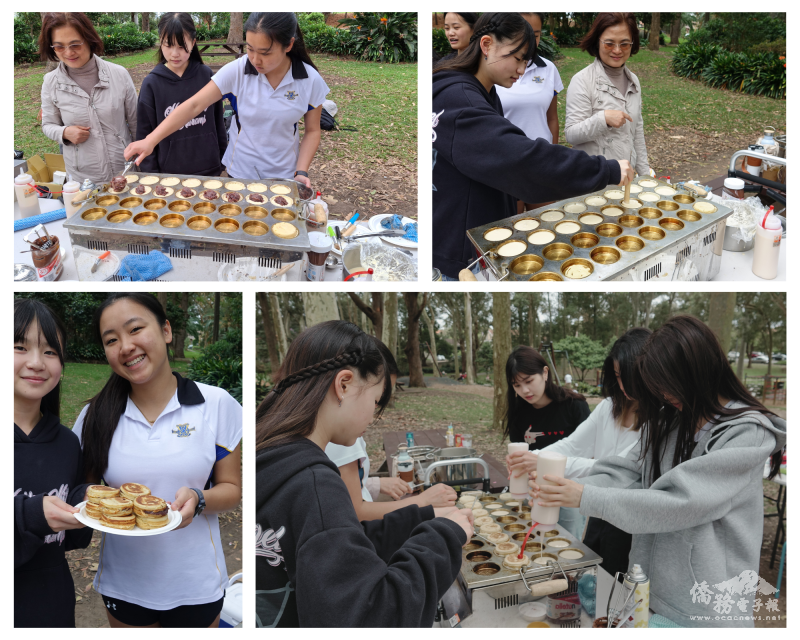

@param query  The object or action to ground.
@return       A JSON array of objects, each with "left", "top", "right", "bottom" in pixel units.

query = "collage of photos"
[{"left": 13, "top": 10, "right": 787, "bottom": 632}]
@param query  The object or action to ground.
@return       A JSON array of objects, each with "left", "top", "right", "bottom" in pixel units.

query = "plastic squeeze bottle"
[
  {"left": 508, "top": 442, "right": 530, "bottom": 499},
  {"left": 15, "top": 170, "right": 40, "bottom": 217},
  {"left": 752, "top": 205, "right": 781, "bottom": 280},
  {"left": 62, "top": 180, "right": 82, "bottom": 217},
  {"left": 530, "top": 451, "right": 567, "bottom": 527},
  {"left": 397, "top": 450, "right": 414, "bottom": 483}
]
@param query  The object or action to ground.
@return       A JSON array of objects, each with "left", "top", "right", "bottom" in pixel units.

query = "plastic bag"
[
  {"left": 726, "top": 198, "right": 769, "bottom": 243},
  {"left": 355, "top": 237, "right": 417, "bottom": 281}
]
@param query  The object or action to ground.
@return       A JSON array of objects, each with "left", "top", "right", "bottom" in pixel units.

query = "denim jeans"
[{"left": 557, "top": 506, "right": 586, "bottom": 540}]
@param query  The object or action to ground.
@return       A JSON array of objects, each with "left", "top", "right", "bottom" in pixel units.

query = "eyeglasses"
[
  {"left": 601, "top": 41, "right": 632, "bottom": 52},
  {"left": 51, "top": 42, "right": 84, "bottom": 53}
]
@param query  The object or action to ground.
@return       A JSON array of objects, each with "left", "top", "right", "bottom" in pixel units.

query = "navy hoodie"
[
  {"left": 432, "top": 70, "right": 622, "bottom": 278},
  {"left": 136, "top": 59, "right": 227, "bottom": 175},
  {"left": 14, "top": 412, "right": 93, "bottom": 627},
  {"left": 255, "top": 439, "right": 466, "bottom": 627}
]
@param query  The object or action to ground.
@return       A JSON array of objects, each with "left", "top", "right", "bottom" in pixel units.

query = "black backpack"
[{"left": 320, "top": 108, "right": 357, "bottom": 132}]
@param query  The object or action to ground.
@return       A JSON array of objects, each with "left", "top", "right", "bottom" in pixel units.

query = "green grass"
[
  {"left": 391, "top": 389, "right": 492, "bottom": 425},
  {"left": 61, "top": 360, "right": 191, "bottom": 429},
  {"left": 553, "top": 47, "right": 786, "bottom": 138}
]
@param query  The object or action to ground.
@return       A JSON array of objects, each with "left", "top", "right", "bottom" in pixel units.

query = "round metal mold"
[
  {"left": 596, "top": 223, "right": 623, "bottom": 237},
  {"left": 496, "top": 516, "right": 517, "bottom": 524},
  {"left": 187, "top": 215, "right": 212, "bottom": 231},
  {"left": 464, "top": 539, "right": 485, "bottom": 551},
  {"left": 529, "top": 272, "right": 563, "bottom": 281},
  {"left": 616, "top": 235, "right": 645, "bottom": 251},
  {"left": 673, "top": 193, "right": 695, "bottom": 204},
  {"left": 214, "top": 217, "right": 240, "bottom": 234},
  {"left": 243, "top": 220, "right": 269, "bottom": 237},
  {"left": 562, "top": 258, "right": 594, "bottom": 279},
  {"left": 539, "top": 209, "right": 564, "bottom": 222},
  {"left": 619, "top": 215, "right": 643, "bottom": 228},
  {"left": 562, "top": 202, "right": 587, "bottom": 214},
  {"left": 133, "top": 211, "right": 158, "bottom": 226},
  {"left": 591, "top": 246, "right": 621, "bottom": 265},
  {"left": 555, "top": 221, "right": 581, "bottom": 235},
  {"left": 693, "top": 201, "right": 717, "bottom": 214},
  {"left": 600, "top": 204, "right": 625, "bottom": 217},
  {"left": 584, "top": 195, "right": 607, "bottom": 207},
  {"left": 219, "top": 204, "right": 242, "bottom": 217},
  {"left": 542, "top": 243, "right": 573, "bottom": 261},
  {"left": 545, "top": 537, "right": 572, "bottom": 548},
  {"left": 509, "top": 255, "right": 544, "bottom": 275},
  {"left": 659, "top": 217, "right": 684, "bottom": 231},
  {"left": 81, "top": 207, "right": 106, "bottom": 221},
  {"left": 144, "top": 198, "right": 167, "bottom": 210},
  {"left": 513, "top": 217, "right": 540, "bottom": 232},
  {"left": 168, "top": 199, "right": 191, "bottom": 213},
  {"left": 621, "top": 198, "right": 643, "bottom": 209},
  {"left": 107, "top": 210, "right": 131, "bottom": 223},
  {"left": 571, "top": 232, "right": 599, "bottom": 248},
  {"left": 543, "top": 529, "right": 559, "bottom": 538},
  {"left": 193, "top": 202, "right": 216, "bottom": 215},
  {"left": 639, "top": 226, "right": 666, "bottom": 241},
  {"left": 95, "top": 195, "right": 119, "bottom": 207},
  {"left": 579, "top": 213, "right": 604, "bottom": 226},
  {"left": 527, "top": 229, "right": 556, "bottom": 245},
  {"left": 271, "top": 208, "right": 296, "bottom": 221},
  {"left": 504, "top": 524, "right": 526, "bottom": 532},
  {"left": 530, "top": 553, "right": 559, "bottom": 566},
  {"left": 243, "top": 206, "right": 268, "bottom": 219},
  {"left": 466, "top": 551, "right": 493, "bottom": 562},
  {"left": 495, "top": 239, "right": 526, "bottom": 258},
  {"left": 518, "top": 510, "right": 532, "bottom": 519},
  {"left": 638, "top": 178, "right": 659, "bottom": 188},
  {"left": 638, "top": 191, "right": 661, "bottom": 202},
  {"left": 639, "top": 207, "right": 662, "bottom": 219},
  {"left": 159, "top": 213, "right": 185, "bottom": 228},
  {"left": 119, "top": 196, "right": 142, "bottom": 209},
  {"left": 558, "top": 548, "right": 586, "bottom": 561},
  {"left": 512, "top": 534, "right": 543, "bottom": 552},
  {"left": 603, "top": 189, "right": 625, "bottom": 200},
  {"left": 483, "top": 226, "right": 514, "bottom": 242},
  {"left": 656, "top": 200, "right": 680, "bottom": 212},
  {"left": 472, "top": 562, "right": 501, "bottom": 576},
  {"left": 678, "top": 210, "right": 702, "bottom": 222}
]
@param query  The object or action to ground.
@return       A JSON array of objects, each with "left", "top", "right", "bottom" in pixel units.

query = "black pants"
[
  {"left": 101, "top": 593, "right": 224, "bottom": 628},
  {"left": 583, "top": 517, "right": 633, "bottom": 577}
]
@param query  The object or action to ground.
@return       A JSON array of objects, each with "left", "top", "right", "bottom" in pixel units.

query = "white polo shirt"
[
  {"left": 496, "top": 54, "right": 563, "bottom": 143},
  {"left": 325, "top": 437, "right": 372, "bottom": 503},
  {"left": 73, "top": 373, "right": 242, "bottom": 610},
  {"left": 212, "top": 55, "right": 329, "bottom": 179}
]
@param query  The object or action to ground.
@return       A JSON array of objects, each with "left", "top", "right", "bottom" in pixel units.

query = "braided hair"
[
  {"left": 255, "top": 321, "right": 392, "bottom": 450},
  {"left": 433, "top": 13, "right": 536, "bottom": 77}
]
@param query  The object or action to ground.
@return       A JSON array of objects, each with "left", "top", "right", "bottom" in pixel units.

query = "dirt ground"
[{"left": 68, "top": 505, "right": 242, "bottom": 628}]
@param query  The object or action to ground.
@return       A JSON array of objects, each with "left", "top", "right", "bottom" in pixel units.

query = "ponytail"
[{"left": 244, "top": 12, "right": 319, "bottom": 72}]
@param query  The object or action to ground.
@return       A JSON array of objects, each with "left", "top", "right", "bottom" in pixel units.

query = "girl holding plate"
[{"left": 73, "top": 293, "right": 242, "bottom": 628}]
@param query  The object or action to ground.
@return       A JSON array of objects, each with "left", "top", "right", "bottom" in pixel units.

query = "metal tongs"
[
  {"left": 340, "top": 230, "right": 405, "bottom": 243},
  {"left": 459, "top": 248, "right": 510, "bottom": 281},
  {"left": 72, "top": 159, "right": 135, "bottom": 207},
  {"left": 24, "top": 224, "right": 55, "bottom": 252},
  {"left": 606, "top": 571, "right": 639, "bottom": 628}
]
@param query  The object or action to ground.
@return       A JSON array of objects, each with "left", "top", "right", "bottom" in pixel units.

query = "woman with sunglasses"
[
  {"left": 564, "top": 13, "right": 651, "bottom": 178},
  {"left": 39, "top": 13, "right": 138, "bottom": 186}
]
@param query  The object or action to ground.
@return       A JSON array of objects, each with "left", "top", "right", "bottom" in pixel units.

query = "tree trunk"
[
  {"left": 382, "top": 292, "right": 398, "bottom": 358},
  {"left": 649, "top": 13, "right": 661, "bottom": 51},
  {"left": 228, "top": 12, "right": 243, "bottom": 43},
  {"left": 269, "top": 293, "right": 288, "bottom": 362},
  {"left": 736, "top": 335, "right": 746, "bottom": 379},
  {"left": 257, "top": 292, "right": 281, "bottom": 377},
  {"left": 403, "top": 293, "right": 429, "bottom": 388},
  {"left": 492, "top": 294, "right": 512, "bottom": 434},
  {"left": 172, "top": 292, "right": 188, "bottom": 358},
  {"left": 670, "top": 16, "right": 681, "bottom": 44},
  {"left": 766, "top": 325, "right": 773, "bottom": 377},
  {"left": 157, "top": 292, "right": 168, "bottom": 313},
  {"left": 302, "top": 293, "right": 340, "bottom": 326},
  {"left": 421, "top": 307, "right": 440, "bottom": 376},
  {"left": 707, "top": 293, "right": 737, "bottom": 352},
  {"left": 464, "top": 293, "right": 476, "bottom": 384},
  {"left": 212, "top": 293, "right": 221, "bottom": 342},
  {"left": 142, "top": 12, "right": 150, "bottom": 32},
  {"left": 346, "top": 292, "right": 383, "bottom": 340},
  {"left": 131, "top": 12, "right": 136, "bottom": 26},
  {"left": 527, "top": 294, "right": 536, "bottom": 346}
]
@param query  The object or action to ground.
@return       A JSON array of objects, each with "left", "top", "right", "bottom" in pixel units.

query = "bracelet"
[{"left": 294, "top": 170, "right": 309, "bottom": 178}]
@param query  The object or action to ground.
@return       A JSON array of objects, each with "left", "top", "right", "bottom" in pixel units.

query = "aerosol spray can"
[{"left": 623, "top": 564, "right": 650, "bottom": 628}]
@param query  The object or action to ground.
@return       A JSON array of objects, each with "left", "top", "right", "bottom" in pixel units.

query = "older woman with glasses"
[
  {"left": 39, "top": 13, "right": 137, "bottom": 186},
  {"left": 564, "top": 13, "right": 651, "bottom": 178}
]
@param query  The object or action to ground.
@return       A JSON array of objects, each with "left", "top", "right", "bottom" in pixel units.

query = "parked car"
[
  {"left": 772, "top": 353, "right": 787, "bottom": 362},
  {"left": 749, "top": 351, "right": 766, "bottom": 359},
  {"left": 727, "top": 351, "right": 740, "bottom": 362},
  {"left": 752, "top": 354, "right": 769, "bottom": 364}
]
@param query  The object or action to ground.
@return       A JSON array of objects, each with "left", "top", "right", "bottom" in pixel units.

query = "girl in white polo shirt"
[
  {"left": 125, "top": 12, "right": 329, "bottom": 188},
  {"left": 72, "top": 293, "right": 242, "bottom": 628}
]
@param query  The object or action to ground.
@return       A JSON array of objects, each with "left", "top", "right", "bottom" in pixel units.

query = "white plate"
[
  {"left": 217, "top": 258, "right": 289, "bottom": 282},
  {"left": 74, "top": 501, "right": 182, "bottom": 537},
  {"left": 326, "top": 221, "right": 367, "bottom": 256},
  {"left": 368, "top": 214, "right": 418, "bottom": 248}
]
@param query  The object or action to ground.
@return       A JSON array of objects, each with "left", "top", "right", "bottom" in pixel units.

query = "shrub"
[
  {"left": 187, "top": 329, "right": 243, "bottom": 403},
  {"left": 537, "top": 33, "right": 562, "bottom": 62},
  {"left": 749, "top": 38, "right": 786, "bottom": 56},
  {"left": 339, "top": 13, "right": 417, "bottom": 63},
  {"left": 15, "top": 34, "right": 39, "bottom": 64},
  {"left": 66, "top": 342, "right": 106, "bottom": 362},
  {"left": 196, "top": 22, "right": 230, "bottom": 42},
  {"left": 687, "top": 15, "right": 785, "bottom": 53},
  {"left": 551, "top": 26, "right": 583, "bottom": 46},
  {"left": 671, "top": 42, "right": 723, "bottom": 80},
  {"left": 432, "top": 28, "right": 451, "bottom": 56},
  {"left": 96, "top": 23, "right": 157, "bottom": 55}
]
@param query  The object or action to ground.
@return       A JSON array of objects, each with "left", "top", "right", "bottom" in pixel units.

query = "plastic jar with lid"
[{"left": 722, "top": 178, "right": 745, "bottom": 200}]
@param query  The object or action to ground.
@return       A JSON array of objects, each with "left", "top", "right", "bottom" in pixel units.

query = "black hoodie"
[
  {"left": 14, "top": 412, "right": 93, "bottom": 628},
  {"left": 432, "top": 70, "right": 622, "bottom": 278},
  {"left": 136, "top": 59, "right": 227, "bottom": 175},
  {"left": 255, "top": 439, "right": 466, "bottom": 627}
]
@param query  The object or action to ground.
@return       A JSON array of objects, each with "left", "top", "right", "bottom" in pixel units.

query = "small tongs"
[
  {"left": 119, "top": 159, "right": 136, "bottom": 180},
  {"left": 24, "top": 224, "right": 54, "bottom": 251},
  {"left": 340, "top": 230, "right": 405, "bottom": 243},
  {"left": 459, "top": 248, "right": 509, "bottom": 281}
]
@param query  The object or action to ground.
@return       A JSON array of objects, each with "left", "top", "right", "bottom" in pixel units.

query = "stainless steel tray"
[{"left": 466, "top": 177, "right": 732, "bottom": 281}]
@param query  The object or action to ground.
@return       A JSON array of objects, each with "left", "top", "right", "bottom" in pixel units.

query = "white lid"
[
  {"left": 63, "top": 181, "right": 81, "bottom": 191},
  {"left": 519, "top": 601, "right": 548, "bottom": 621},
  {"left": 15, "top": 173, "right": 33, "bottom": 185},
  {"left": 762, "top": 211, "right": 782, "bottom": 230},
  {"left": 724, "top": 178, "right": 745, "bottom": 190},
  {"left": 307, "top": 231, "right": 332, "bottom": 252}
]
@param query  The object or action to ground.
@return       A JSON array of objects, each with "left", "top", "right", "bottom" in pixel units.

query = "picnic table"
[
  {"left": 198, "top": 41, "right": 246, "bottom": 72},
  {"left": 382, "top": 429, "right": 510, "bottom": 494}
]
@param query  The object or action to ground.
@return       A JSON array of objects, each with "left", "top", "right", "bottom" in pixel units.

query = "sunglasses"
[
  {"left": 52, "top": 41, "right": 84, "bottom": 53},
  {"left": 601, "top": 41, "right": 632, "bottom": 52}
]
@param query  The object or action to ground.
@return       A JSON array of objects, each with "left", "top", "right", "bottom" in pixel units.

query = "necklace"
[{"left": 131, "top": 400, "right": 159, "bottom": 425}]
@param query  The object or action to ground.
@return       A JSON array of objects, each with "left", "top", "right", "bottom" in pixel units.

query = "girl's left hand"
[
  {"left": 294, "top": 174, "right": 311, "bottom": 189},
  {"left": 170, "top": 487, "right": 199, "bottom": 530},
  {"left": 380, "top": 476, "right": 412, "bottom": 500},
  {"left": 528, "top": 471, "right": 583, "bottom": 508}
]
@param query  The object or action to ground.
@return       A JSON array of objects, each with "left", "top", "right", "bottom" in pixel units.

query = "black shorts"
[{"left": 100, "top": 593, "right": 224, "bottom": 628}]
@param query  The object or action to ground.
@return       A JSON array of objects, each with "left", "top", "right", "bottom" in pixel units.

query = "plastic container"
[
  {"left": 531, "top": 451, "right": 567, "bottom": 527},
  {"left": 397, "top": 450, "right": 414, "bottom": 483},
  {"left": 722, "top": 178, "right": 745, "bottom": 201},
  {"left": 15, "top": 171, "right": 40, "bottom": 217},
  {"left": 519, "top": 601, "right": 548, "bottom": 622},
  {"left": 508, "top": 442, "right": 530, "bottom": 499},
  {"left": 62, "top": 180, "right": 82, "bottom": 217},
  {"left": 305, "top": 231, "right": 332, "bottom": 281},
  {"left": 752, "top": 206, "right": 781, "bottom": 280}
]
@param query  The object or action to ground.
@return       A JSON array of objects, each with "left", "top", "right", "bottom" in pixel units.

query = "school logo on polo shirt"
[
  {"left": 532, "top": 76, "right": 545, "bottom": 84},
  {"left": 284, "top": 90, "right": 298, "bottom": 101},
  {"left": 172, "top": 423, "right": 196, "bottom": 438}
]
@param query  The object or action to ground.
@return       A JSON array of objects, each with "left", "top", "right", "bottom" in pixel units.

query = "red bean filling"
[
  {"left": 250, "top": 194, "right": 264, "bottom": 203},
  {"left": 111, "top": 176, "right": 126, "bottom": 191},
  {"left": 180, "top": 188, "right": 193, "bottom": 198},
  {"left": 225, "top": 192, "right": 241, "bottom": 203},
  {"left": 202, "top": 189, "right": 219, "bottom": 200},
  {"left": 154, "top": 185, "right": 168, "bottom": 196},
  {"left": 274, "top": 196, "right": 288, "bottom": 206},
  {"left": 134, "top": 184, "right": 146, "bottom": 194}
]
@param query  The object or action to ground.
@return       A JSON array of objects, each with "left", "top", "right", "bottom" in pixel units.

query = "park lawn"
[
  {"left": 61, "top": 359, "right": 191, "bottom": 429},
  {"left": 553, "top": 47, "right": 786, "bottom": 139}
]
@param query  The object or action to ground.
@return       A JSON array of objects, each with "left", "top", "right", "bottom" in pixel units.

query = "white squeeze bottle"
[
  {"left": 752, "top": 205, "right": 781, "bottom": 280},
  {"left": 531, "top": 451, "right": 567, "bottom": 527},
  {"left": 62, "top": 180, "right": 82, "bottom": 217},
  {"left": 507, "top": 442, "right": 530, "bottom": 499},
  {"left": 15, "top": 169, "right": 40, "bottom": 217}
]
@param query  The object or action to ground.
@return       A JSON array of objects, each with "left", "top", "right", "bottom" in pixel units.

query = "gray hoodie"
[{"left": 578, "top": 405, "right": 785, "bottom": 627}]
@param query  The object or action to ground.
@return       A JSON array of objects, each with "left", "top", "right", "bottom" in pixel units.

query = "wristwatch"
[
  {"left": 190, "top": 488, "right": 206, "bottom": 518},
  {"left": 294, "top": 170, "right": 309, "bottom": 178}
]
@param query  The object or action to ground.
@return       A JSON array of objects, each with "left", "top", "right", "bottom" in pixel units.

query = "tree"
[
  {"left": 172, "top": 292, "right": 189, "bottom": 358},
  {"left": 228, "top": 12, "right": 243, "bottom": 43},
  {"left": 669, "top": 15, "right": 681, "bottom": 44},
  {"left": 212, "top": 292, "right": 220, "bottom": 342},
  {"left": 302, "top": 293, "right": 340, "bottom": 326},
  {"left": 464, "top": 293, "right": 476, "bottom": 384},
  {"left": 403, "top": 293, "right": 429, "bottom": 387},
  {"left": 649, "top": 13, "right": 661, "bottom": 51},
  {"left": 142, "top": 12, "right": 150, "bottom": 32},
  {"left": 554, "top": 335, "right": 608, "bottom": 382},
  {"left": 492, "top": 294, "right": 512, "bottom": 434},
  {"left": 382, "top": 292, "right": 398, "bottom": 358},
  {"left": 269, "top": 293, "right": 288, "bottom": 361},
  {"left": 347, "top": 293, "right": 383, "bottom": 341},
  {"left": 707, "top": 293, "right": 737, "bottom": 352},
  {"left": 421, "top": 306, "right": 440, "bottom": 375},
  {"left": 257, "top": 292, "right": 280, "bottom": 377}
]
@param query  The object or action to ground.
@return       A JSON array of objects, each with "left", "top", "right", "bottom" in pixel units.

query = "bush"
[
  {"left": 671, "top": 42, "right": 723, "bottom": 80},
  {"left": 196, "top": 22, "right": 230, "bottom": 42},
  {"left": 537, "top": 33, "right": 562, "bottom": 62},
  {"left": 749, "top": 38, "right": 786, "bottom": 56},
  {"left": 552, "top": 26, "right": 583, "bottom": 46},
  {"left": 432, "top": 28, "right": 451, "bottom": 57},
  {"left": 687, "top": 15, "right": 786, "bottom": 53},
  {"left": 96, "top": 23, "right": 157, "bottom": 55},
  {"left": 299, "top": 21, "right": 356, "bottom": 57},
  {"left": 66, "top": 342, "right": 106, "bottom": 362},
  {"left": 187, "top": 329, "right": 243, "bottom": 403},
  {"left": 15, "top": 35, "right": 39, "bottom": 64},
  {"left": 339, "top": 13, "right": 417, "bottom": 63}
]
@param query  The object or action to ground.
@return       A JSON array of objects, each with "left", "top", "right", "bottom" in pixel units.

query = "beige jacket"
[
  {"left": 41, "top": 54, "right": 138, "bottom": 185},
  {"left": 565, "top": 57, "right": 650, "bottom": 176}
]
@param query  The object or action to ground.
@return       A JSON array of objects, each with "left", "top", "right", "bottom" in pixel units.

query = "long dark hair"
[
  {"left": 14, "top": 298, "right": 67, "bottom": 420},
  {"left": 244, "top": 12, "right": 318, "bottom": 72},
  {"left": 503, "top": 345, "right": 586, "bottom": 440},
  {"left": 255, "top": 321, "right": 391, "bottom": 451},
  {"left": 434, "top": 12, "right": 536, "bottom": 76},
  {"left": 445, "top": 12, "right": 480, "bottom": 30},
  {"left": 600, "top": 327, "right": 652, "bottom": 425},
  {"left": 633, "top": 315, "right": 782, "bottom": 482},
  {"left": 156, "top": 12, "right": 203, "bottom": 65},
  {"left": 81, "top": 293, "right": 170, "bottom": 482}
]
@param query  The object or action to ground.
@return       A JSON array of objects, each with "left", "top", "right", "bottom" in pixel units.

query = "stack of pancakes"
[
  {"left": 85, "top": 482, "right": 169, "bottom": 531},
  {"left": 120, "top": 482, "right": 151, "bottom": 502},
  {"left": 101, "top": 496, "right": 135, "bottom": 530},
  {"left": 85, "top": 485, "right": 120, "bottom": 520},
  {"left": 134, "top": 495, "right": 169, "bottom": 530}
]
